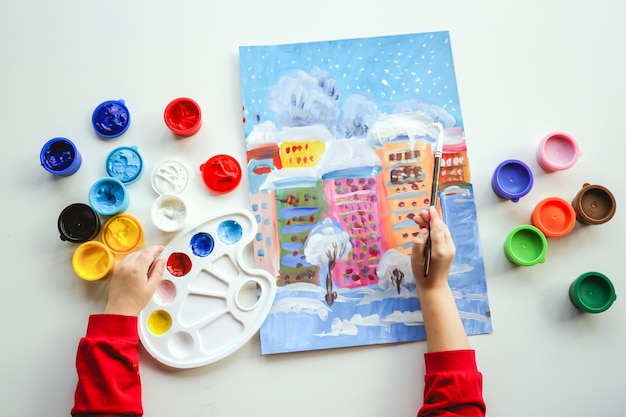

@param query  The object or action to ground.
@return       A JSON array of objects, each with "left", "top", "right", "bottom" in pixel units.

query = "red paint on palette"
[{"left": 167, "top": 252, "right": 192, "bottom": 277}]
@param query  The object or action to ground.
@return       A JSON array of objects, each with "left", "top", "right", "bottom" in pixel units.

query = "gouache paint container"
[
  {"left": 92, "top": 99, "right": 130, "bottom": 139},
  {"left": 151, "top": 160, "right": 190, "bottom": 196},
  {"left": 492, "top": 159, "right": 533, "bottom": 202},
  {"left": 72, "top": 241, "right": 115, "bottom": 281},
  {"left": 537, "top": 131, "right": 581, "bottom": 172},
  {"left": 40, "top": 137, "right": 82, "bottom": 176},
  {"left": 531, "top": 197, "right": 576, "bottom": 238},
  {"left": 58, "top": 203, "right": 101, "bottom": 243},
  {"left": 200, "top": 154, "right": 242, "bottom": 194},
  {"left": 569, "top": 272, "right": 616, "bottom": 313},
  {"left": 101, "top": 213, "right": 144, "bottom": 256},
  {"left": 504, "top": 225, "right": 547, "bottom": 266},
  {"left": 105, "top": 145, "right": 144, "bottom": 185},
  {"left": 151, "top": 194, "right": 188, "bottom": 233},
  {"left": 164, "top": 97, "right": 202, "bottom": 137},
  {"left": 571, "top": 183, "right": 616, "bottom": 225},
  {"left": 88, "top": 177, "right": 130, "bottom": 216}
]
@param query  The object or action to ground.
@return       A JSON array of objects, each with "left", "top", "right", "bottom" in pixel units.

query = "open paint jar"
[
  {"left": 92, "top": 99, "right": 130, "bottom": 139},
  {"left": 164, "top": 97, "right": 202, "bottom": 137},
  {"left": 101, "top": 214, "right": 144, "bottom": 256},
  {"left": 105, "top": 145, "right": 144, "bottom": 185},
  {"left": 40, "top": 137, "right": 82, "bottom": 176},
  {"left": 88, "top": 177, "right": 130, "bottom": 216},
  {"left": 569, "top": 272, "right": 616, "bottom": 313},
  {"left": 199, "top": 154, "right": 242, "bottom": 194},
  {"left": 504, "top": 225, "right": 547, "bottom": 266},
  {"left": 571, "top": 183, "right": 616, "bottom": 225},
  {"left": 72, "top": 241, "right": 115, "bottom": 281}
]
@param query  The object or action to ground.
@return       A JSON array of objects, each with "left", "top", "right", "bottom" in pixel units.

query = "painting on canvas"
[{"left": 238, "top": 31, "right": 492, "bottom": 354}]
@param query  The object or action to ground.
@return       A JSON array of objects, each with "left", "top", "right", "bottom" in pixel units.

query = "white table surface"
[{"left": 1, "top": 1, "right": 625, "bottom": 415}]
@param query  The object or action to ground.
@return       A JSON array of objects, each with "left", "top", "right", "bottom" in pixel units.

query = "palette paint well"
[{"left": 138, "top": 209, "right": 276, "bottom": 368}]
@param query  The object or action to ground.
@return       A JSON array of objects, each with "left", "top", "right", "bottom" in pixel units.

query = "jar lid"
[
  {"left": 151, "top": 160, "right": 189, "bottom": 195},
  {"left": 92, "top": 99, "right": 130, "bottom": 139},
  {"left": 106, "top": 146, "right": 144, "bottom": 184}
]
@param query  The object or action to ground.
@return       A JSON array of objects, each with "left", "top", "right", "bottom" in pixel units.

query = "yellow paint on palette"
[
  {"left": 280, "top": 140, "right": 325, "bottom": 168},
  {"left": 147, "top": 310, "right": 172, "bottom": 335},
  {"left": 72, "top": 241, "right": 115, "bottom": 281},
  {"left": 102, "top": 214, "right": 144, "bottom": 256}
]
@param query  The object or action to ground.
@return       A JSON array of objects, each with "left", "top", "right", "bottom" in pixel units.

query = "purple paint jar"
[
  {"left": 491, "top": 159, "right": 534, "bottom": 202},
  {"left": 40, "top": 137, "right": 82, "bottom": 176}
]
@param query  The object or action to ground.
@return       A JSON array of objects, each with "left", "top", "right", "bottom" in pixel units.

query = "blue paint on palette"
[
  {"left": 190, "top": 232, "right": 215, "bottom": 257},
  {"left": 217, "top": 220, "right": 243, "bottom": 245}
]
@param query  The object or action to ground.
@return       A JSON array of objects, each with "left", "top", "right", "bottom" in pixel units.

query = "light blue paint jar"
[
  {"left": 88, "top": 177, "right": 130, "bottom": 216},
  {"left": 105, "top": 145, "right": 144, "bottom": 185}
]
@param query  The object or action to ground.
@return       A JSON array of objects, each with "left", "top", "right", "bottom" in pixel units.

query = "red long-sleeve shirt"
[
  {"left": 72, "top": 315, "right": 485, "bottom": 417},
  {"left": 418, "top": 350, "right": 486, "bottom": 416},
  {"left": 72, "top": 315, "right": 143, "bottom": 417}
]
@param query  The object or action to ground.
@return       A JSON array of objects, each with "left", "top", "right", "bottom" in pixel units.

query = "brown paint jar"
[{"left": 571, "top": 183, "right": 616, "bottom": 225}]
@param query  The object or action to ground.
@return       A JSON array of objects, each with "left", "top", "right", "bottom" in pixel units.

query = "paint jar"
[
  {"left": 571, "top": 183, "right": 616, "bottom": 225},
  {"left": 58, "top": 203, "right": 101, "bottom": 243},
  {"left": 504, "top": 225, "right": 547, "bottom": 266},
  {"left": 151, "top": 160, "right": 189, "bottom": 196},
  {"left": 536, "top": 131, "right": 581, "bottom": 171},
  {"left": 199, "top": 154, "right": 242, "bottom": 194},
  {"left": 40, "top": 137, "right": 82, "bottom": 176},
  {"left": 531, "top": 197, "right": 576, "bottom": 238},
  {"left": 92, "top": 99, "right": 130, "bottom": 139},
  {"left": 88, "top": 177, "right": 130, "bottom": 216},
  {"left": 569, "top": 272, "right": 616, "bottom": 313},
  {"left": 151, "top": 194, "right": 188, "bottom": 232},
  {"left": 72, "top": 241, "right": 115, "bottom": 281},
  {"left": 491, "top": 159, "right": 533, "bottom": 202},
  {"left": 105, "top": 145, "right": 144, "bottom": 185},
  {"left": 102, "top": 213, "right": 144, "bottom": 256},
  {"left": 164, "top": 97, "right": 202, "bottom": 137}
]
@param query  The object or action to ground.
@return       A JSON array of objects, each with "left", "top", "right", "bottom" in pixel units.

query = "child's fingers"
[{"left": 411, "top": 227, "right": 429, "bottom": 266}]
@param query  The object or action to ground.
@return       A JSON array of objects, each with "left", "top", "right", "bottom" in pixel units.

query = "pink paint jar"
[{"left": 536, "top": 131, "right": 582, "bottom": 171}]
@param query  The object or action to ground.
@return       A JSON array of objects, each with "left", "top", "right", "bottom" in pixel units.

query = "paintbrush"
[{"left": 424, "top": 124, "right": 444, "bottom": 277}]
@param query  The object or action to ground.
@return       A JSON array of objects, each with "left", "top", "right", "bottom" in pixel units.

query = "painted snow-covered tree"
[{"left": 303, "top": 218, "right": 352, "bottom": 306}]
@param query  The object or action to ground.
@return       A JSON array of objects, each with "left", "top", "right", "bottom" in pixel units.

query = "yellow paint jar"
[
  {"left": 72, "top": 241, "right": 115, "bottom": 281},
  {"left": 102, "top": 214, "right": 144, "bottom": 256}
]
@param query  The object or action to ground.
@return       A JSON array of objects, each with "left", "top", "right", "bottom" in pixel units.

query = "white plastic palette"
[{"left": 139, "top": 209, "right": 276, "bottom": 368}]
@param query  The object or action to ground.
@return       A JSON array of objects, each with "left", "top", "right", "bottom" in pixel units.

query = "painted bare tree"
[{"left": 304, "top": 218, "right": 352, "bottom": 307}]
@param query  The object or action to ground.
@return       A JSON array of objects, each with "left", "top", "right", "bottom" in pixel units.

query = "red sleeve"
[
  {"left": 71, "top": 314, "right": 143, "bottom": 417},
  {"left": 417, "top": 349, "right": 486, "bottom": 417}
]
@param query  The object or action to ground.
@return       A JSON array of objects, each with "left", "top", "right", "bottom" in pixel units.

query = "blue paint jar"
[
  {"left": 92, "top": 99, "right": 130, "bottom": 139},
  {"left": 40, "top": 137, "right": 82, "bottom": 176},
  {"left": 88, "top": 177, "right": 130, "bottom": 216},
  {"left": 105, "top": 145, "right": 144, "bottom": 184}
]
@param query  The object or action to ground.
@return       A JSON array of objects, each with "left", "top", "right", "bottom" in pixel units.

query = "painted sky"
[{"left": 239, "top": 31, "right": 463, "bottom": 138}]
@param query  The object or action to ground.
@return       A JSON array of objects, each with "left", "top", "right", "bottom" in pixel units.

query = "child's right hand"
[
  {"left": 104, "top": 245, "right": 165, "bottom": 317},
  {"left": 410, "top": 206, "right": 456, "bottom": 290}
]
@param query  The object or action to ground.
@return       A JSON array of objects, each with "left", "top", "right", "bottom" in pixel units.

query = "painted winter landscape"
[{"left": 238, "top": 31, "right": 492, "bottom": 354}]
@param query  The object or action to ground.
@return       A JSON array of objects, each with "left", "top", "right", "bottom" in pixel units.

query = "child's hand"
[
  {"left": 104, "top": 245, "right": 165, "bottom": 316},
  {"left": 411, "top": 206, "right": 456, "bottom": 290}
]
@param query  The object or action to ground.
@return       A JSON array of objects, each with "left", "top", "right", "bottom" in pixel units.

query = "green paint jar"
[
  {"left": 504, "top": 225, "right": 548, "bottom": 266},
  {"left": 569, "top": 272, "right": 616, "bottom": 313}
]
